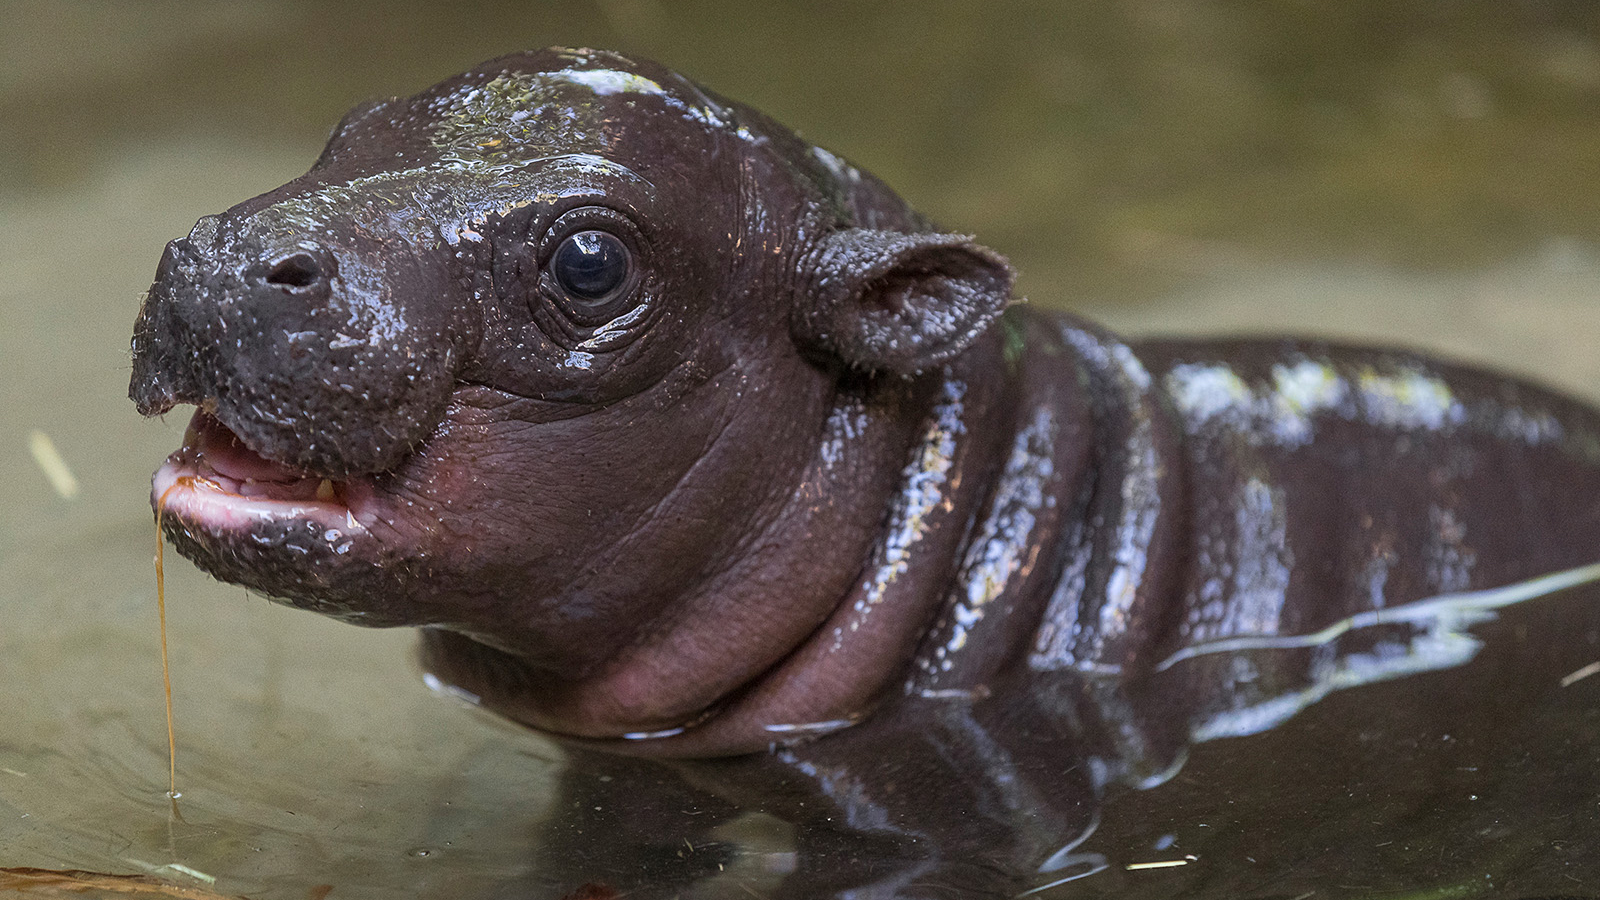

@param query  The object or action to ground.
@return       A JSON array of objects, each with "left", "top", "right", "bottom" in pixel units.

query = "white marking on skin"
[
  {"left": 1229, "top": 479, "right": 1292, "bottom": 635},
  {"left": 817, "top": 400, "right": 869, "bottom": 472},
  {"left": 920, "top": 408, "right": 1057, "bottom": 677},
  {"left": 1028, "top": 521, "right": 1095, "bottom": 670},
  {"left": 1494, "top": 405, "right": 1565, "bottom": 445},
  {"left": 839, "top": 382, "right": 966, "bottom": 653},
  {"left": 1356, "top": 366, "right": 1464, "bottom": 431},
  {"left": 1166, "top": 360, "right": 1347, "bottom": 448},
  {"left": 1166, "top": 363, "right": 1251, "bottom": 425},
  {"left": 1100, "top": 415, "right": 1159, "bottom": 648},
  {"left": 1107, "top": 342, "right": 1152, "bottom": 391},
  {"left": 1273, "top": 358, "right": 1346, "bottom": 414},
  {"left": 1167, "top": 359, "right": 1485, "bottom": 446},
  {"left": 1269, "top": 358, "right": 1348, "bottom": 444},
  {"left": 1045, "top": 326, "right": 1165, "bottom": 672},
  {"left": 1425, "top": 505, "right": 1477, "bottom": 594},
  {"left": 810, "top": 145, "right": 862, "bottom": 184},
  {"left": 1183, "top": 478, "right": 1293, "bottom": 644}
]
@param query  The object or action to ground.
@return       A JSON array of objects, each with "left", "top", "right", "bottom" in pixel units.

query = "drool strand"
[{"left": 155, "top": 484, "right": 180, "bottom": 802}]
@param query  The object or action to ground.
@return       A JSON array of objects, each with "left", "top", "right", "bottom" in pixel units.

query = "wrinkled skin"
[{"left": 131, "top": 50, "right": 1600, "bottom": 898}]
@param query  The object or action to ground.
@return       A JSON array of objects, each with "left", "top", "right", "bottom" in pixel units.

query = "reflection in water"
[
  {"left": 505, "top": 575, "right": 1600, "bottom": 899},
  {"left": 1022, "top": 811, "right": 1108, "bottom": 896},
  {"left": 1164, "top": 560, "right": 1600, "bottom": 742}
]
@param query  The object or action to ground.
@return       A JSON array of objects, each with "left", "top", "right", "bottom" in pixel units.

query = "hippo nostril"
[{"left": 264, "top": 252, "right": 325, "bottom": 288}]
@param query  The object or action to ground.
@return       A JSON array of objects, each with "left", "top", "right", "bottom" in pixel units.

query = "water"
[{"left": 2, "top": 2, "right": 1599, "bottom": 897}]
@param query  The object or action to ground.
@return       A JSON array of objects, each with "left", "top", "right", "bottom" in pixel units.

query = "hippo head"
[{"left": 131, "top": 49, "right": 1013, "bottom": 754}]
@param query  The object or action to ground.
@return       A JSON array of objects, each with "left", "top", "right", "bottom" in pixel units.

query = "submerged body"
[{"left": 129, "top": 49, "right": 1600, "bottom": 896}]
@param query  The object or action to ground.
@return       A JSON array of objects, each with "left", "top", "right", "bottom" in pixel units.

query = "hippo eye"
[
  {"left": 552, "top": 230, "right": 632, "bottom": 307},
  {"left": 530, "top": 207, "right": 649, "bottom": 337}
]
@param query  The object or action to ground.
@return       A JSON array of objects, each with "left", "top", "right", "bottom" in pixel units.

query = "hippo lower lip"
[
  {"left": 154, "top": 410, "right": 367, "bottom": 535},
  {"left": 149, "top": 409, "right": 424, "bottom": 626}
]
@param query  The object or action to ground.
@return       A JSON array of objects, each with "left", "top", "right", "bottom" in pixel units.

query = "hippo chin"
[{"left": 131, "top": 49, "right": 1600, "bottom": 897}]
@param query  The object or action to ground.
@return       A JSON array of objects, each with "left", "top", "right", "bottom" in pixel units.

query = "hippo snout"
[
  {"left": 130, "top": 236, "right": 212, "bottom": 417},
  {"left": 130, "top": 207, "right": 475, "bottom": 478}
]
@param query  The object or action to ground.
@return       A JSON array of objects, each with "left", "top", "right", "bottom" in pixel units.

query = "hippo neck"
[
  {"left": 417, "top": 311, "right": 1200, "bottom": 757},
  {"left": 667, "top": 311, "right": 1158, "bottom": 754},
  {"left": 419, "top": 319, "right": 1073, "bottom": 754},
  {"left": 621, "top": 325, "right": 1040, "bottom": 755}
]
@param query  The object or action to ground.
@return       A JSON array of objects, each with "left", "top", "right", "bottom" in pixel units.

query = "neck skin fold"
[{"left": 422, "top": 328, "right": 1041, "bottom": 756}]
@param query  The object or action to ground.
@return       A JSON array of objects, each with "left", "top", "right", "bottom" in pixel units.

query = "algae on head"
[{"left": 430, "top": 72, "right": 611, "bottom": 165}]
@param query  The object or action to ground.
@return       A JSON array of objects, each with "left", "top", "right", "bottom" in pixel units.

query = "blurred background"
[{"left": 2, "top": 1, "right": 1599, "bottom": 897}]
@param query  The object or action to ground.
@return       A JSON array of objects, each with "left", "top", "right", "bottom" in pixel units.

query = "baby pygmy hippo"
[{"left": 131, "top": 49, "right": 1600, "bottom": 898}]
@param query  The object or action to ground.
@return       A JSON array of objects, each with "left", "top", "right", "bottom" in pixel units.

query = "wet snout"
[
  {"left": 130, "top": 231, "right": 221, "bottom": 417},
  {"left": 130, "top": 207, "right": 474, "bottom": 479}
]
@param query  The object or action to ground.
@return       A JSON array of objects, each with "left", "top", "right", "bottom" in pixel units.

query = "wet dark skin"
[{"left": 131, "top": 50, "right": 1600, "bottom": 898}]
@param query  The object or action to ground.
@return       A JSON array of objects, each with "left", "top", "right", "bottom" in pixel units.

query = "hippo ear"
[{"left": 795, "top": 229, "right": 1015, "bottom": 376}]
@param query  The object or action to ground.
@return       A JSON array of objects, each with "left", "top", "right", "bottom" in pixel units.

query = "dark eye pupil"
[{"left": 553, "top": 230, "right": 630, "bottom": 304}]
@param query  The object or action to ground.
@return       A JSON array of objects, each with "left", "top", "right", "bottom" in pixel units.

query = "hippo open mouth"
[
  {"left": 145, "top": 405, "right": 430, "bottom": 626},
  {"left": 155, "top": 410, "right": 360, "bottom": 529}
]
